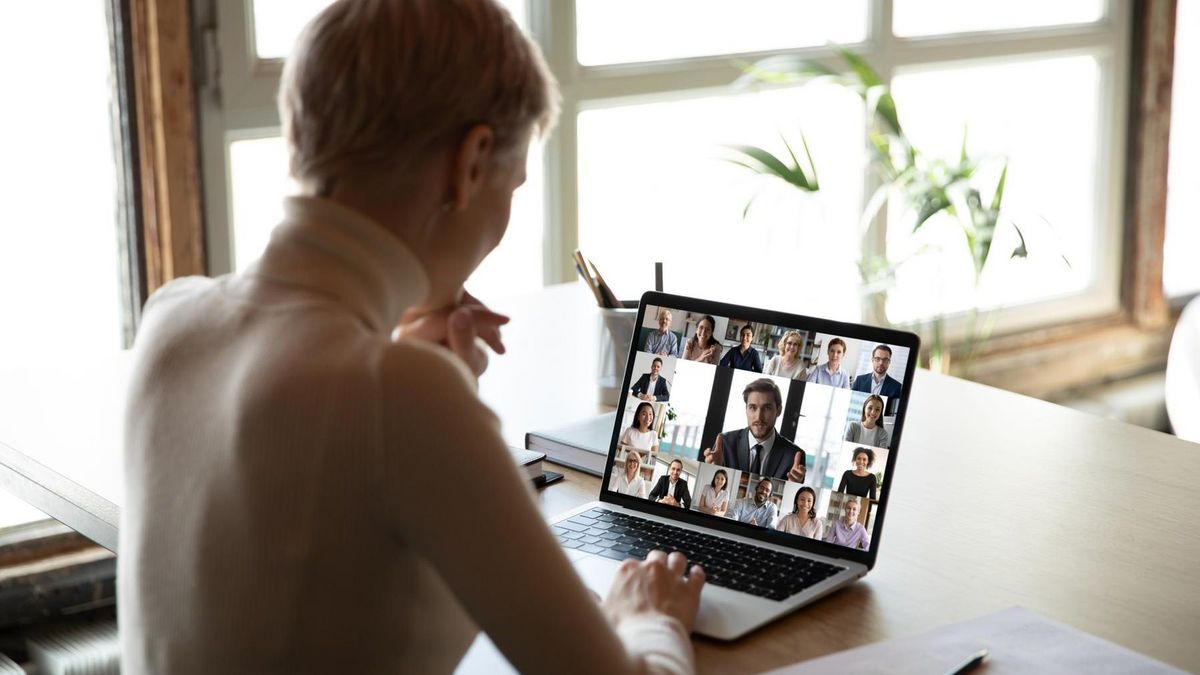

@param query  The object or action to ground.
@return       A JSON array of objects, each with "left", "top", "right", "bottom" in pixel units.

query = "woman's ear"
[{"left": 449, "top": 124, "right": 496, "bottom": 210}]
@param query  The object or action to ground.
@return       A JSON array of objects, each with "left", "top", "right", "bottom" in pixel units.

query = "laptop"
[{"left": 548, "top": 291, "right": 919, "bottom": 640}]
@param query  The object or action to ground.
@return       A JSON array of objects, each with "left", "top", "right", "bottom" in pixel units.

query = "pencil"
[
  {"left": 586, "top": 257, "right": 621, "bottom": 309},
  {"left": 573, "top": 249, "right": 605, "bottom": 306}
]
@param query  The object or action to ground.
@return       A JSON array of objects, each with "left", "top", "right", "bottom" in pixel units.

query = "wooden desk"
[
  {"left": 482, "top": 284, "right": 1200, "bottom": 673},
  {"left": 2, "top": 283, "right": 1199, "bottom": 672}
]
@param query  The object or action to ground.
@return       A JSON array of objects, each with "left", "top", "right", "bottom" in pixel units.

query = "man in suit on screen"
[
  {"left": 648, "top": 459, "right": 692, "bottom": 509},
  {"left": 852, "top": 344, "right": 902, "bottom": 398},
  {"left": 631, "top": 357, "right": 671, "bottom": 401},
  {"left": 702, "top": 378, "right": 806, "bottom": 483}
]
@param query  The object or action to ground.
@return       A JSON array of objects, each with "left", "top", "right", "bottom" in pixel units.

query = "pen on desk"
[
  {"left": 655, "top": 262, "right": 663, "bottom": 292},
  {"left": 943, "top": 648, "right": 988, "bottom": 675}
]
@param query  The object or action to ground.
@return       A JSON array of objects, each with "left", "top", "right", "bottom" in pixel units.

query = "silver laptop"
[{"left": 548, "top": 291, "right": 919, "bottom": 640}]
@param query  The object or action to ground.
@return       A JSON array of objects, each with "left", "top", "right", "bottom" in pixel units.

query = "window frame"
[{"left": 191, "top": 0, "right": 1182, "bottom": 396}]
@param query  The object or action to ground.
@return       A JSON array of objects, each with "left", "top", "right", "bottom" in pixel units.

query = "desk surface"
[
  {"left": 486, "top": 284, "right": 1200, "bottom": 673},
  {"left": 2, "top": 282, "right": 1198, "bottom": 673}
]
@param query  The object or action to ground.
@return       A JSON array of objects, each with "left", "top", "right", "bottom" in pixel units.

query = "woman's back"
[{"left": 120, "top": 206, "right": 478, "bottom": 673}]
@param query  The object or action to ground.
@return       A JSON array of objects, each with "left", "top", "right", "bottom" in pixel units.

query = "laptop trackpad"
[{"left": 574, "top": 555, "right": 620, "bottom": 597}]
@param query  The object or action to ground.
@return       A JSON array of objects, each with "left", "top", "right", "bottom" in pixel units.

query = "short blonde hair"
[{"left": 280, "top": 0, "right": 560, "bottom": 194}]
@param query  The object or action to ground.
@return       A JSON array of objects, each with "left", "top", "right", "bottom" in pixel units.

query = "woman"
[
  {"left": 696, "top": 469, "right": 730, "bottom": 516},
  {"left": 718, "top": 324, "right": 764, "bottom": 372},
  {"left": 620, "top": 401, "right": 660, "bottom": 453},
  {"left": 682, "top": 314, "right": 722, "bottom": 365},
  {"left": 763, "top": 330, "right": 808, "bottom": 379},
  {"left": 609, "top": 450, "right": 647, "bottom": 498},
  {"left": 844, "top": 394, "right": 890, "bottom": 449},
  {"left": 119, "top": 2, "right": 704, "bottom": 672},
  {"left": 775, "top": 486, "right": 824, "bottom": 539},
  {"left": 837, "top": 447, "right": 879, "bottom": 500},
  {"left": 825, "top": 497, "right": 871, "bottom": 550}
]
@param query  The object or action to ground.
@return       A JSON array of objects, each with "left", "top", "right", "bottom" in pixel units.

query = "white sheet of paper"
[{"left": 767, "top": 606, "right": 1186, "bottom": 675}]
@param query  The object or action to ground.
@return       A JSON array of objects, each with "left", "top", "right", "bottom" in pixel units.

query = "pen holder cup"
[{"left": 597, "top": 305, "right": 638, "bottom": 407}]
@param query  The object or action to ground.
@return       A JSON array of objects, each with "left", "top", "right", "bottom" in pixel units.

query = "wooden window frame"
[
  {"left": 129, "top": 0, "right": 206, "bottom": 302},
  {"left": 964, "top": 0, "right": 1179, "bottom": 399}
]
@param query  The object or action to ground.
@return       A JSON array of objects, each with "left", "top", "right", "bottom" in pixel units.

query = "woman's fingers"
[
  {"left": 447, "top": 308, "right": 488, "bottom": 376},
  {"left": 395, "top": 293, "right": 509, "bottom": 376},
  {"left": 666, "top": 551, "right": 687, "bottom": 576}
]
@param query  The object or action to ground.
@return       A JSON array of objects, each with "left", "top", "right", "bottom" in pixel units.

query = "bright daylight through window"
[
  {"left": 0, "top": 3, "right": 125, "bottom": 528},
  {"left": 212, "top": 1, "right": 1133, "bottom": 333}
]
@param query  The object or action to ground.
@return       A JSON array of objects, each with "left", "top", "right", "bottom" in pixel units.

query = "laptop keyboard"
[{"left": 552, "top": 507, "right": 844, "bottom": 602}]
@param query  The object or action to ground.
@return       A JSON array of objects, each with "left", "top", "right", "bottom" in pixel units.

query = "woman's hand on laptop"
[
  {"left": 603, "top": 551, "right": 706, "bottom": 632},
  {"left": 395, "top": 290, "right": 510, "bottom": 377}
]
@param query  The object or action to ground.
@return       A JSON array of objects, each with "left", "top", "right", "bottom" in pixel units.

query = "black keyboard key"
[
  {"left": 580, "top": 543, "right": 605, "bottom": 554},
  {"left": 559, "top": 521, "right": 587, "bottom": 533},
  {"left": 562, "top": 540, "right": 583, "bottom": 549},
  {"left": 600, "top": 548, "right": 630, "bottom": 561},
  {"left": 581, "top": 535, "right": 602, "bottom": 545}
]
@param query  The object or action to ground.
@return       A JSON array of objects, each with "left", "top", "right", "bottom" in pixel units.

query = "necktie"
[{"left": 750, "top": 443, "right": 763, "bottom": 475}]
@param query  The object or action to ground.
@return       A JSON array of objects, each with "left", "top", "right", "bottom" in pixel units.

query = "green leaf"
[
  {"left": 735, "top": 55, "right": 842, "bottom": 89},
  {"left": 724, "top": 144, "right": 817, "bottom": 191},
  {"left": 837, "top": 47, "right": 883, "bottom": 89},
  {"left": 1010, "top": 222, "right": 1029, "bottom": 259},
  {"left": 990, "top": 162, "right": 1009, "bottom": 213},
  {"left": 874, "top": 91, "right": 904, "bottom": 137},
  {"left": 912, "top": 191, "right": 951, "bottom": 232},
  {"left": 798, "top": 132, "right": 819, "bottom": 190}
]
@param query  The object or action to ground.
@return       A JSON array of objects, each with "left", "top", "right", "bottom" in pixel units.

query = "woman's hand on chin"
[{"left": 395, "top": 290, "right": 510, "bottom": 377}]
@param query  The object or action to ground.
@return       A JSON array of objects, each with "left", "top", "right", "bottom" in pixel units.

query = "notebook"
[{"left": 548, "top": 291, "right": 919, "bottom": 639}]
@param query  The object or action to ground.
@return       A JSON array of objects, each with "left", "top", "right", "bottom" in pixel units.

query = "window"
[
  {"left": 201, "top": 0, "right": 542, "bottom": 293},
  {"left": 574, "top": 0, "right": 867, "bottom": 66},
  {"left": 202, "top": 1, "right": 1144, "bottom": 343},
  {"left": 555, "top": 2, "right": 1129, "bottom": 335},
  {"left": 1164, "top": 0, "right": 1199, "bottom": 298},
  {"left": 0, "top": 2, "right": 136, "bottom": 530}
]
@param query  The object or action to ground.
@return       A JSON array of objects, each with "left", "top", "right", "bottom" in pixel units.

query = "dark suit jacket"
[
  {"left": 851, "top": 372, "right": 902, "bottom": 398},
  {"left": 714, "top": 428, "right": 805, "bottom": 481},
  {"left": 631, "top": 373, "right": 670, "bottom": 401},
  {"left": 648, "top": 475, "right": 691, "bottom": 509}
]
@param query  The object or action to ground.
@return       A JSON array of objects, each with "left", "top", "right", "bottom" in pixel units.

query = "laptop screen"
[{"left": 600, "top": 291, "right": 919, "bottom": 566}]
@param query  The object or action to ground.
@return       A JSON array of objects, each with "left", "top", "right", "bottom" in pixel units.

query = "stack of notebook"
[{"left": 523, "top": 412, "right": 614, "bottom": 476}]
